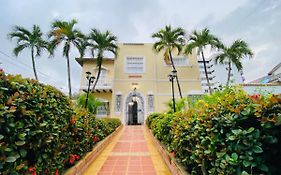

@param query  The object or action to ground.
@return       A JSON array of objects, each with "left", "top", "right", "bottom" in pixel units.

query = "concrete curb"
[
  {"left": 145, "top": 126, "right": 189, "bottom": 175},
  {"left": 64, "top": 125, "right": 123, "bottom": 175}
]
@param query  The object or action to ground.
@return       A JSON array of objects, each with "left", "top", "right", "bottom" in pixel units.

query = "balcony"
[
  {"left": 81, "top": 78, "right": 112, "bottom": 93},
  {"left": 199, "top": 69, "right": 215, "bottom": 74}
]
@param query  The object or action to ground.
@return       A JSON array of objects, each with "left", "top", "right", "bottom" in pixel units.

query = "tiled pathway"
[{"left": 83, "top": 125, "right": 171, "bottom": 175}]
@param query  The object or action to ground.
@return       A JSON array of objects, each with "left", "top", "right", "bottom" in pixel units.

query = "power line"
[
  {"left": 0, "top": 49, "right": 84, "bottom": 95},
  {"left": 0, "top": 50, "right": 51, "bottom": 79},
  {"left": 0, "top": 50, "right": 80, "bottom": 92}
]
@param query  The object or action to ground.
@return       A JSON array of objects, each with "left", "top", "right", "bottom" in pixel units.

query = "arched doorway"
[{"left": 125, "top": 91, "right": 145, "bottom": 125}]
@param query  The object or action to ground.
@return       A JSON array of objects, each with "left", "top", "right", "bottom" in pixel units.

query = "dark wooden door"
[{"left": 132, "top": 101, "right": 138, "bottom": 125}]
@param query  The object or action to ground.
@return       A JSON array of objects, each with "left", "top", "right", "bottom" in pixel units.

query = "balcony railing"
[
  {"left": 81, "top": 78, "right": 112, "bottom": 92},
  {"left": 95, "top": 78, "right": 112, "bottom": 90}
]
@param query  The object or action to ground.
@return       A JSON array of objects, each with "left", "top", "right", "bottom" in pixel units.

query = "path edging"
[
  {"left": 64, "top": 125, "right": 123, "bottom": 175},
  {"left": 145, "top": 126, "right": 189, "bottom": 175}
]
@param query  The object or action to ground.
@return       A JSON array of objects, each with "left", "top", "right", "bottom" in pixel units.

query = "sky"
[{"left": 0, "top": 0, "right": 280, "bottom": 94}]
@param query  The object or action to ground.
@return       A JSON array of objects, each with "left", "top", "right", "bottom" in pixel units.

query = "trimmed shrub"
[
  {"left": 146, "top": 112, "right": 161, "bottom": 129},
  {"left": 0, "top": 70, "right": 121, "bottom": 175},
  {"left": 146, "top": 87, "right": 281, "bottom": 175}
]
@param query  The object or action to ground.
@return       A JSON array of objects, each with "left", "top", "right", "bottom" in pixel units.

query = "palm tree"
[
  {"left": 88, "top": 29, "right": 118, "bottom": 91},
  {"left": 48, "top": 19, "right": 85, "bottom": 98},
  {"left": 8, "top": 25, "right": 48, "bottom": 81},
  {"left": 152, "top": 25, "right": 186, "bottom": 98},
  {"left": 76, "top": 93, "right": 102, "bottom": 113},
  {"left": 214, "top": 40, "right": 253, "bottom": 86},
  {"left": 166, "top": 97, "right": 188, "bottom": 114},
  {"left": 185, "top": 28, "right": 222, "bottom": 94},
  {"left": 76, "top": 34, "right": 89, "bottom": 58}
]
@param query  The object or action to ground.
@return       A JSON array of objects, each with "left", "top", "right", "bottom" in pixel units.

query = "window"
[
  {"left": 166, "top": 57, "right": 188, "bottom": 66},
  {"left": 125, "top": 57, "right": 144, "bottom": 73},
  {"left": 115, "top": 94, "right": 122, "bottom": 114},
  {"left": 147, "top": 94, "right": 154, "bottom": 112},
  {"left": 96, "top": 102, "right": 109, "bottom": 117}
]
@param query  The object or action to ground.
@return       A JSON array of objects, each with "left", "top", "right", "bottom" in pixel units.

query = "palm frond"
[
  {"left": 184, "top": 42, "right": 196, "bottom": 54},
  {"left": 63, "top": 42, "right": 70, "bottom": 58},
  {"left": 14, "top": 26, "right": 31, "bottom": 36},
  {"left": 13, "top": 44, "right": 28, "bottom": 56},
  {"left": 88, "top": 28, "right": 118, "bottom": 58},
  {"left": 151, "top": 25, "right": 186, "bottom": 57},
  {"left": 214, "top": 53, "right": 227, "bottom": 64},
  {"left": 76, "top": 93, "right": 102, "bottom": 113}
]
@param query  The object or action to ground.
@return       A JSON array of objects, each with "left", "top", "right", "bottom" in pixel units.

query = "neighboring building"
[
  {"left": 250, "top": 62, "right": 281, "bottom": 84},
  {"left": 197, "top": 58, "right": 216, "bottom": 93},
  {"left": 197, "top": 47, "right": 244, "bottom": 93},
  {"left": 76, "top": 43, "right": 203, "bottom": 124},
  {"left": 241, "top": 62, "right": 281, "bottom": 94}
]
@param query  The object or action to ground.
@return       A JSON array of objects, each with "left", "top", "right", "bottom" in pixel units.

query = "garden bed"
[
  {"left": 146, "top": 125, "right": 188, "bottom": 175},
  {"left": 0, "top": 70, "right": 122, "bottom": 175},
  {"left": 146, "top": 87, "right": 281, "bottom": 175},
  {"left": 64, "top": 125, "right": 123, "bottom": 175}
]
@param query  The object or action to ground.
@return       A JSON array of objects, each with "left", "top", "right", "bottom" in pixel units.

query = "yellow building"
[{"left": 76, "top": 43, "right": 202, "bottom": 124}]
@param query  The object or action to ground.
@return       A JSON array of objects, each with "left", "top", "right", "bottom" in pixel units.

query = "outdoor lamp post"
[
  {"left": 85, "top": 71, "right": 95, "bottom": 108},
  {"left": 169, "top": 70, "right": 176, "bottom": 112}
]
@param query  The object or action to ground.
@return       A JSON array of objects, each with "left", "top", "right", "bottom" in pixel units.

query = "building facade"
[{"left": 76, "top": 43, "right": 203, "bottom": 124}]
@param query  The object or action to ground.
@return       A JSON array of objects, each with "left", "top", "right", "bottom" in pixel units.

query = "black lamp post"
[
  {"left": 85, "top": 71, "right": 95, "bottom": 108},
  {"left": 169, "top": 70, "right": 177, "bottom": 112}
]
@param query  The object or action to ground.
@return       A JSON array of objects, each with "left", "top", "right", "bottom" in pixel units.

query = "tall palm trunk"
[
  {"left": 200, "top": 51, "right": 212, "bottom": 94},
  {"left": 31, "top": 47, "right": 38, "bottom": 81},
  {"left": 226, "top": 61, "right": 232, "bottom": 86},
  {"left": 92, "top": 57, "right": 102, "bottom": 92},
  {"left": 66, "top": 55, "right": 72, "bottom": 98},
  {"left": 169, "top": 50, "right": 183, "bottom": 99}
]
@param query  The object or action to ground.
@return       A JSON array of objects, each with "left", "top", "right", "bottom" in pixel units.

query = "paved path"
[{"left": 83, "top": 125, "right": 171, "bottom": 175}]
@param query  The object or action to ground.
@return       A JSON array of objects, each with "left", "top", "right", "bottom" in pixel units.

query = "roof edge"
[
  {"left": 75, "top": 57, "right": 115, "bottom": 66},
  {"left": 240, "top": 83, "right": 281, "bottom": 86}
]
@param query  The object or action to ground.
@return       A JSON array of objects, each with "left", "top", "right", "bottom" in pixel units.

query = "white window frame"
[
  {"left": 147, "top": 92, "right": 154, "bottom": 113},
  {"left": 96, "top": 102, "right": 109, "bottom": 118},
  {"left": 125, "top": 56, "right": 145, "bottom": 74},
  {"left": 115, "top": 92, "right": 122, "bottom": 115},
  {"left": 164, "top": 56, "right": 189, "bottom": 67}
]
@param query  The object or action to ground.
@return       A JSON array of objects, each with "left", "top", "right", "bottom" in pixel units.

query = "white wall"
[{"left": 242, "top": 85, "right": 281, "bottom": 95}]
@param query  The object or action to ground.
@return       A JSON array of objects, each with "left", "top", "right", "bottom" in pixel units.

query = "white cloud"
[{"left": 0, "top": 0, "right": 280, "bottom": 93}]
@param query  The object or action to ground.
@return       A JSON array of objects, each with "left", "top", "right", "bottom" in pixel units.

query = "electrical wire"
[{"left": 0, "top": 50, "right": 80, "bottom": 93}]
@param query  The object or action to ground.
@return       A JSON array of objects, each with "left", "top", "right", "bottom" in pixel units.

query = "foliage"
[
  {"left": 76, "top": 93, "right": 102, "bottom": 113},
  {"left": 185, "top": 28, "right": 222, "bottom": 94},
  {"left": 152, "top": 25, "right": 186, "bottom": 64},
  {"left": 95, "top": 118, "right": 122, "bottom": 139},
  {"left": 0, "top": 70, "right": 121, "bottom": 175},
  {"left": 187, "top": 94, "right": 204, "bottom": 109},
  {"left": 8, "top": 25, "right": 48, "bottom": 81},
  {"left": 146, "top": 113, "right": 161, "bottom": 129},
  {"left": 214, "top": 40, "right": 253, "bottom": 86},
  {"left": 48, "top": 19, "right": 85, "bottom": 98},
  {"left": 88, "top": 28, "right": 118, "bottom": 91},
  {"left": 166, "top": 97, "right": 188, "bottom": 114},
  {"left": 146, "top": 87, "right": 281, "bottom": 175},
  {"left": 152, "top": 25, "right": 186, "bottom": 98}
]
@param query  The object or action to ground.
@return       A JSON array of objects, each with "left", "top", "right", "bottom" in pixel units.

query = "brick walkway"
[{"left": 83, "top": 125, "right": 170, "bottom": 175}]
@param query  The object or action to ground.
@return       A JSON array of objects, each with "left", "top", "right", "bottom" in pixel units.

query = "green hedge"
[
  {"left": 146, "top": 87, "right": 281, "bottom": 175},
  {"left": 0, "top": 70, "right": 121, "bottom": 175}
]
